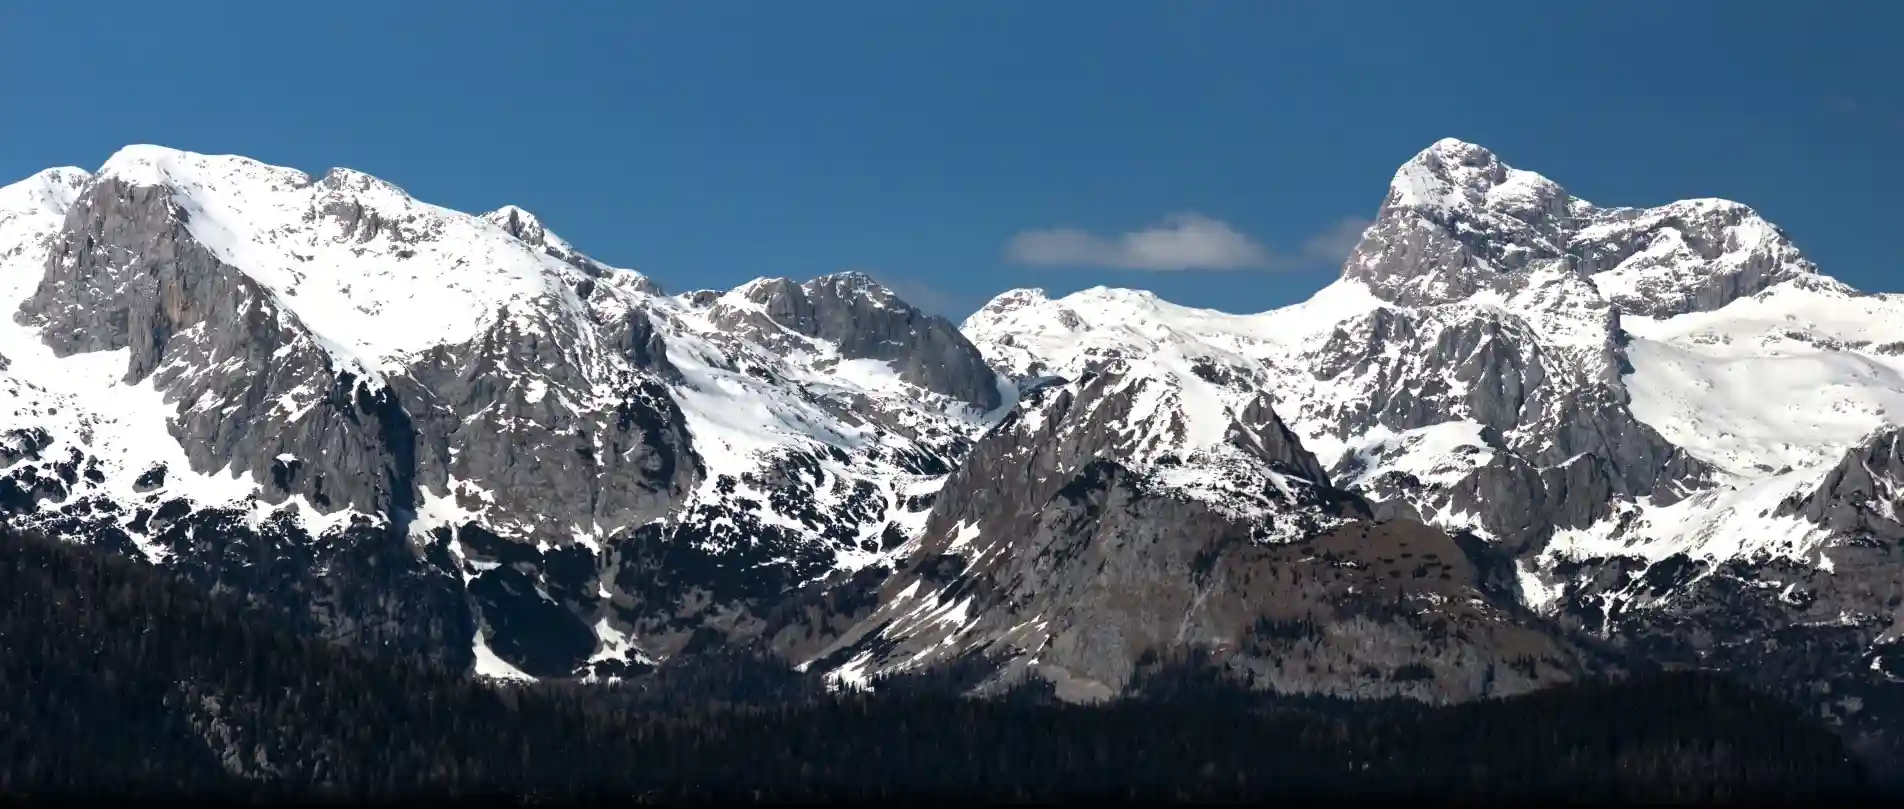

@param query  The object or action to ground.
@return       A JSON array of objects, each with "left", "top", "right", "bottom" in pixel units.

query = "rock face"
[
  {"left": 787, "top": 371, "right": 1596, "bottom": 702},
  {"left": 1778, "top": 428, "right": 1904, "bottom": 540},
  {"left": 1544, "top": 428, "right": 1904, "bottom": 768},
  {"left": 0, "top": 146, "right": 1000, "bottom": 680},
  {"left": 21, "top": 173, "right": 420, "bottom": 521},
  {"left": 716, "top": 274, "right": 1002, "bottom": 411},
  {"left": 955, "top": 138, "right": 1904, "bottom": 766},
  {"left": 5, "top": 138, "right": 1904, "bottom": 770},
  {"left": 1348, "top": 138, "right": 1817, "bottom": 318}
]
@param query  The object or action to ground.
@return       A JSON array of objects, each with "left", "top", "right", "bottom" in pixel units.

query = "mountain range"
[{"left": 3, "top": 137, "right": 1901, "bottom": 762}]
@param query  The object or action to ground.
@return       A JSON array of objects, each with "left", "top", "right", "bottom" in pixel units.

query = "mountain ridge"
[
  {"left": 0, "top": 143, "right": 1006, "bottom": 681},
  {"left": 941, "top": 139, "right": 1904, "bottom": 758},
  {"left": 3, "top": 138, "right": 1903, "bottom": 767}
]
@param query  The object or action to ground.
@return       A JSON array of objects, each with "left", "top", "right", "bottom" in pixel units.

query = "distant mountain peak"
[
  {"left": 478, "top": 203, "right": 662, "bottom": 292},
  {"left": 805, "top": 271, "right": 899, "bottom": 303},
  {"left": 983, "top": 287, "right": 1048, "bottom": 307},
  {"left": 1424, "top": 136, "right": 1492, "bottom": 155},
  {"left": 1408, "top": 137, "right": 1509, "bottom": 181},
  {"left": 0, "top": 167, "right": 91, "bottom": 220},
  {"left": 810, "top": 269, "right": 879, "bottom": 286},
  {"left": 97, "top": 144, "right": 313, "bottom": 193},
  {"left": 483, "top": 204, "right": 545, "bottom": 237},
  {"left": 727, "top": 273, "right": 915, "bottom": 315},
  {"left": 964, "top": 288, "right": 1050, "bottom": 327},
  {"left": 1385, "top": 138, "right": 1570, "bottom": 225},
  {"left": 7, "top": 139, "right": 1902, "bottom": 753},
  {"left": 1346, "top": 138, "right": 1823, "bottom": 315},
  {"left": 316, "top": 166, "right": 410, "bottom": 199}
]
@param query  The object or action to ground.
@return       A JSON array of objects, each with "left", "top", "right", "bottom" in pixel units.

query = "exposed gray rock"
[
  {"left": 1778, "top": 427, "right": 1904, "bottom": 541},
  {"left": 1573, "top": 199, "right": 1830, "bottom": 319},
  {"left": 18, "top": 176, "right": 415, "bottom": 519},
  {"left": 1304, "top": 299, "right": 1708, "bottom": 550},
  {"left": 1344, "top": 142, "right": 1572, "bottom": 307},
  {"left": 0, "top": 153, "right": 1000, "bottom": 682},
  {"left": 1345, "top": 139, "right": 1819, "bottom": 319},
  {"left": 483, "top": 204, "right": 665, "bottom": 295},
  {"left": 399, "top": 300, "right": 698, "bottom": 543},
  {"left": 12, "top": 139, "right": 1904, "bottom": 781},
  {"left": 946, "top": 138, "right": 1904, "bottom": 775},
  {"left": 713, "top": 272, "right": 1001, "bottom": 410},
  {"left": 793, "top": 368, "right": 1599, "bottom": 701}
]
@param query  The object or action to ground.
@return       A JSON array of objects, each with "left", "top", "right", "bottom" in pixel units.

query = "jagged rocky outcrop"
[
  {"left": 1779, "top": 428, "right": 1904, "bottom": 541},
  {"left": 1535, "top": 427, "right": 1904, "bottom": 768},
  {"left": 712, "top": 273, "right": 1001, "bottom": 410},
  {"left": 957, "top": 138, "right": 1904, "bottom": 766},
  {"left": 1347, "top": 138, "right": 1818, "bottom": 318},
  {"left": 1293, "top": 298, "right": 1709, "bottom": 551},
  {"left": 20, "top": 172, "right": 417, "bottom": 520},
  {"left": 483, "top": 204, "right": 665, "bottom": 296},
  {"left": 784, "top": 364, "right": 1599, "bottom": 701},
  {"left": 0, "top": 145, "right": 1002, "bottom": 680},
  {"left": 5, "top": 137, "right": 1904, "bottom": 775}
]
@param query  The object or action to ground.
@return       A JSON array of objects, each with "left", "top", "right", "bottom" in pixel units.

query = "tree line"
[{"left": 0, "top": 526, "right": 1875, "bottom": 802}]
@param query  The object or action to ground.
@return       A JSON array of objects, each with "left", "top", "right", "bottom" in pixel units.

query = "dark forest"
[{"left": 0, "top": 528, "right": 1874, "bottom": 803}]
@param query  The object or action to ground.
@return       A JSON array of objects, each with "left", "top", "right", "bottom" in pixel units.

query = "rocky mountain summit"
[
  {"left": 958, "top": 138, "right": 1904, "bottom": 757},
  {"left": 0, "top": 146, "right": 1002, "bottom": 679},
  {"left": 2, "top": 139, "right": 1902, "bottom": 761}
]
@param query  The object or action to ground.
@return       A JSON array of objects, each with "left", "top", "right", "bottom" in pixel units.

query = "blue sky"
[{"left": 3, "top": 1, "right": 1898, "bottom": 317}]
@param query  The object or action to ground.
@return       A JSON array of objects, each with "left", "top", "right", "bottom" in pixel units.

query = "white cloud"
[
  {"left": 1003, "top": 213, "right": 1371, "bottom": 272},
  {"left": 1298, "top": 216, "right": 1373, "bottom": 267},
  {"left": 1004, "top": 213, "right": 1269, "bottom": 271}
]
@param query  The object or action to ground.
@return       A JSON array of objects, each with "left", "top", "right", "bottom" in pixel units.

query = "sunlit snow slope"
[
  {"left": 963, "top": 138, "right": 1904, "bottom": 590},
  {"left": 0, "top": 145, "right": 1003, "bottom": 680}
]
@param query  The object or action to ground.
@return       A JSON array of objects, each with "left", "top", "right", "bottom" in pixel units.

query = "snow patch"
[{"left": 471, "top": 629, "right": 536, "bottom": 683}]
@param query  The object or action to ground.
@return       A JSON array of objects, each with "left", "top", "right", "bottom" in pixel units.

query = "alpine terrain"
[{"left": 2, "top": 139, "right": 1901, "bottom": 765}]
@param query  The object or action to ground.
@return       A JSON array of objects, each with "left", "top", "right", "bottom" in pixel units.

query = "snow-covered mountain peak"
[
  {"left": 958, "top": 139, "right": 1881, "bottom": 571},
  {"left": 718, "top": 272, "right": 906, "bottom": 313},
  {"left": 484, "top": 203, "right": 542, "bottom": 229},
  {"left": 0, "top": 168, "right": 91, "bottom": 267},
  {"left": 97, "top": 144, "right": 314, "bottom": 195},
  {"left": 960, "top": 278, "right": 1391, "bottom": 387},
  {"left": 965, "top": 287, "right": 1049, "bottom": 325},
  {"left": 803, "top": 271, "right": 906, "bottom": 308},
  {"left": 1073, "top": 285, "right": 1160, "bottom": 302},
  {"left": 0, "top": 167, "right": 91, "bottom": 218},
  {"left": 808, "top": 269, "right": 879, "bottom": 288},
  {"left": 711, "top": 273, "right": 896, "bottom": 322},
  {"left": 482, "top": 204, "right": 554, "bottom": 247},
  {"left": 1347, "top": 139, "right": 1827, "bottom": 319},
  {"left": 1, "top": 145, "right": 1026, "bottom": 676},
  {"left": 697, "top": 271, "right": 1000, "bottom": 409},
  {"left": 67, "top": 146, "right": 602, "bottom": 375},
  {"left": 720, "top": 275, "right": 791, "bottom": 303},
  {"left": 1575, "top": 195, "right": 1828, "bottom": 318},
  {"left": 478, "top": 203, "right": 658, "bottom": 293},
  {"left": 1388, "top": 138, "right": 1571, "bottom": 226},
  {"left": 315, "top": 165, "right": 410, "bottom": 198}
]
